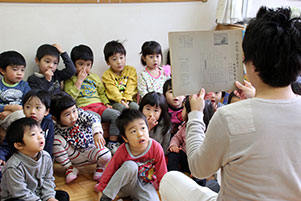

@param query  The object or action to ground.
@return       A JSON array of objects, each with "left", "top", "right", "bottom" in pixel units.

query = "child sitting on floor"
[
  {"left": 28, "top": 44, "right": 75, "bottom": 95},
  {"left": 95, "top": 109, "right": 167, "bottom": 201},
  {"left": 163, "top": 79, "right": 185, "bottom": 135},
  {"left": 0, "top": 50, "right": 31, "bottom": 130},
  {"left": 50, "top": 92, "right": 111, "bottom": 184},
  {"left": 0, "top": 90, "right": 54, "bottom": 171},
  {"left": 138, "top": 41, "right": 171, "bottom": 99},
  {"left": 1, "top": 117, "right": 69, "bottom": 201},
  {"left": 102, "top": 40, "right": 139, "bottom": 112},
  {"left": 64, "top": 44, "right": 121, "bottom": 154},
  {"left": 139, "top": 92, "right": 171, "bottom": 155}
]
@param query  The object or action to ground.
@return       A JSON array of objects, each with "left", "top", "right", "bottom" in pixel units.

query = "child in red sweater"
[{"left": 95, "top": 109, "right": 167, "bottom": 201}]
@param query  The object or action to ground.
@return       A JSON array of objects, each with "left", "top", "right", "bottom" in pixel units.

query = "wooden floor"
[
  {"left": 54, "top": 162, "right": 99, "bottom": 201},
  {"left": 54, "top": 162, "right": 160, "bottom": 201}
]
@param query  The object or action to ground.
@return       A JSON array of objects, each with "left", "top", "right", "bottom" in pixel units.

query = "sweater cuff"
[
  {"left": 188, "top": 111, "right": 204, "bottom": 121},
  {"left": 92, "top": 123, "right": 103, "bottom": 135}
]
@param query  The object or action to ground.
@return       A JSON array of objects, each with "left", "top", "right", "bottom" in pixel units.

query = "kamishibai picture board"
[{"left": 169, "top": 29, "right": 244, "bottom": 96}]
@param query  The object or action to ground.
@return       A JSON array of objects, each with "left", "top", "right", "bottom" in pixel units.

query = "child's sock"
[
  {"left": 65, "top": 166, "right": 79, "bottom": 184},
  {"left": 93, "top": 166, "right": 105, "bottom": 181}
]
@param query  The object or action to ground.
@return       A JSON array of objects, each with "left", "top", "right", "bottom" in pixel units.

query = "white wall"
[
  {"left": 251, "top": 0, "right": 301, "bottom": 17},
  {"left": 0, "top": 1, "right": 219, "bottom": 79}
]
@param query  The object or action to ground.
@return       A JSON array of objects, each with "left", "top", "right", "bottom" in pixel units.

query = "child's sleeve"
[
  {"left": 95, "top": 74, "right": 110, "bottom": 105},
  {"left": 168, "top": 128, "right": 183, "bottom": 149},
  {"left": 123, "top": 66, "right": 138, "bottom": 102},
  {"left": 153, "top": 141, "right": 167, "bottom": 186},
  {"left": 137, "top": 71, "right": 148, "bottom": 99},
  {"left": 22, "top": 81, "right": 31, "bottom": 96},
  {"left": 0, "top": 141, "right": 13, "bottom": 161},
  {"left": 40, "top": 154, "right": 56, "bottom": 201},
  {"left": 102, "top": 70, "right": 124, "bottom": 103},
  {"left": 43, "top": 118, "right": 55, "bottom": 158},
  {"left": 27, "top": 74, "right": 42, "bottom": 91},
  {"left": 80, "top": 109, "right": 103, "bottom": 134},
  {"left": 57, "top": 52, "right": 76, "bottom": 81},
  {"left": 64, "top": 76, "right": 81, "bottom": 100}
]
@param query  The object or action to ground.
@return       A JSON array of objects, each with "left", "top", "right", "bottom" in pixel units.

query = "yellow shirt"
[{"left": 102, "top": 65, "right": 138, "bottom": 103}]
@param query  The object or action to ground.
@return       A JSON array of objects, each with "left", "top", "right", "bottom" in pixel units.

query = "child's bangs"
[
  {"left": 145, "top": 45, "right": 162, "bottom": 55},
  {"left": 80, "top": 53, "right": 93, "bottom": 62},
  {"left": 113, "top": 46, "right": 126, "bottom": 56},
  {"left": 144, "top": 97, "right": 162, "bottom": 108}
]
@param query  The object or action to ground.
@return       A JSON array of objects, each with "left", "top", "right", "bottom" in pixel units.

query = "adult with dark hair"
[{"left": 160, "top": 6, "right": 301, "bottom": 201}]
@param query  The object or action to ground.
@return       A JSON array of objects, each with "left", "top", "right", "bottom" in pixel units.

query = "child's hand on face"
[
  {"left": 44, "top": 69, "right": 54, "bottom": 82},
  {"left": 52, "top": 44, "right": 64, "bottom": 54},
  {"left": 77, "top": 68, "right": 88, "bottom": 83},
  {"left": 147, "top": 116, "right": 158, "bottom": 131},
  {"left": 169, "top": 145, "right": 181, "bottom": 153},
  {"left": 93, "top": 133, "right": 106, "bottom": 149}
]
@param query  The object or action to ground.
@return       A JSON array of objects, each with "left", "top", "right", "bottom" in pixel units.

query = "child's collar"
[
  {"left": 168, "top": 104, "right": 183, "bottom": 111},
  {"left": 34, "top": 72, "right": 45, "bottom": 78},
  {"left": 1, "top": 78, "right": 19, "bottom": 87}
]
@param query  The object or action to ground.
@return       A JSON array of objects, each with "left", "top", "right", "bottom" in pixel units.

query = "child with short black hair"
[
  {"left": 28, "top": 44, "right": 76, "bottom": 95},
  {"left": 50, "top": 92, "right": 111, "bottom": 184},
  {"left": 138, "top": 41, "right": 171, "bottom": 98},
  {"left": 102, "top": 40, "right": 139, "bottom": 112},
  {"left": 23, "top": 89, "right": 54, "bottom": 156},
  {"left": 0, "top": 50, "right": 30, "bottom": 130},
  {"left": 0, "top": 90, "right": 54, "bottom": 169},
  {"left": 95, "top": 109, "right": 167, "bottom": 201},
  {"left": 1, "top": 117, "right": 69, "bottom": 201},
  {"left": 64, "top": 44, "right": 121, "bottom": 154}
]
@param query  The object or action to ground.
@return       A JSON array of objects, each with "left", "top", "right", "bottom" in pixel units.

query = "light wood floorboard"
[{"left": 54, "top": 162, "right": 155, "bottom": 201}]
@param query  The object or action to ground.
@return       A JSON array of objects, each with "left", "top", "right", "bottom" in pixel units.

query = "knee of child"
[
  {"left": 111, "top": 110, "right": 121, "bottom": 120},
  {"left": 121, "top": 160, "right": 138, "bottom": 174},
  {"left": 97, "top": 148, "right": 112, "bottom": 164}
]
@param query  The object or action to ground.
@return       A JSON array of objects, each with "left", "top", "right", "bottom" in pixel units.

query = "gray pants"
[
  {"left": 103, "top": 161, "right": 160, "bottom": 201},
  {"left": 101, "top": 108, "right": 120, "bottom": 136},
  {"left": 85, "top": 109, "right": 120, "bottom": 136},
  {"left": 112, "top": 101, "right": 139, "bottom": 112}
]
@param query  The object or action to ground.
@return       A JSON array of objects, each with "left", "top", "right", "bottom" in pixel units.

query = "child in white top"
[{"left": 138, "top": 41, "right": 170, "bottom": 98}]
